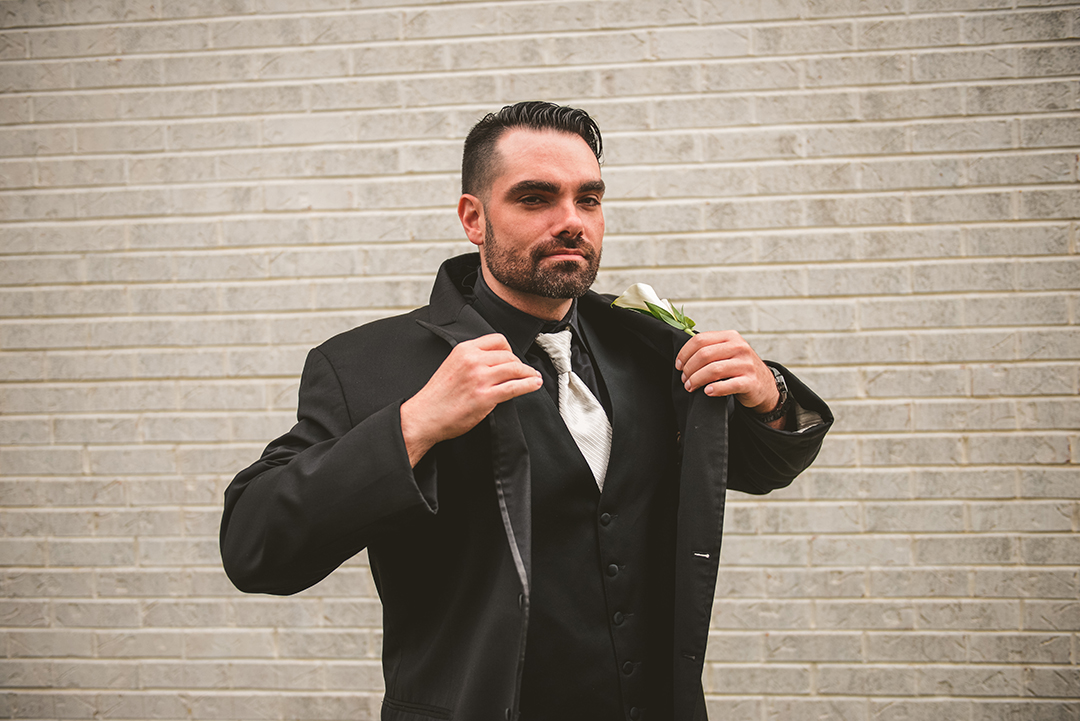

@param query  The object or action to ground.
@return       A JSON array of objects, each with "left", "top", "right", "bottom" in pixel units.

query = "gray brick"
[
  {"left": 8, "top": 630, "right": 94, "bottom": 658},
  {"left": 757, "top": 90, "right": 858, "bottom": 123},
  {"left": 1021, "top": 188, "right": 1080, "bottom": 221},
  {"left": 1020, "top": 535, "right": 1080, "bottom": 565},
  {"left": 756, "top": 21, "right": 856, "bottom": 55},
  {"left": 868, "top": 632, "right": 968, "bottom": 662},
  {"left": 971, "top": 701, "right": 1080, "bottom": 721},
  {"left": 54, "top": 600, "right": 140, "bottom": 628},
  {"left": 278, "top": 629, "right": 379, "bottom": 659},
  {"left": 917, "top": 600, "right": 1021, "bottom": 630},
  {"left": 1020, "top": 44, "right": 1080, "bottom": 77},
  {"left": 813, "top": 535, "right": 912, "bottom": 566},
  {"left": 768, "top": 698, "right": 868, "bottom": 721},
  {"left": 859, "top": 16, "right": 961, "bottom": 49},
  {"left": 554, "top": 31, "right": 651, "bottom": 66},
  {"left": 912, "top": 48, "right": 1017, "bottom": 82},
  {"left": 965, "top": 9, "right": 1075, "bottom": 44},
  {"left": 3, "top": 570, "right": 93, "bottom": 597},
  {"left": 706, "top": 663, "right": 811, "bottom": 694},
  {"left": 819, "top": 665, "right": 918, "bottom": 695},
  {"left": 704, "top": 127, "right": 801, "bottom": 161},
  {"left": 718, "top": 535, "right": 809, "bottom": 565},
  {"left": 598, "top": 0, "right": 698, "bottom": 28},
  {"left": 974, "top": 569, "right": 1078, "bottom": 598},
  {"left": 72, "top": 56, "right": 162, "bottom": 89},
  {"left": 914, "top": 536, "right": 1017, "bottom": 565},
  {"left": 765, "top": 631, "right": 863, "bottom": 661},
  {"left": 913, "top": 120, "right": 1013, "bottom": 152},
  {"left": 970, "top": 632, "right": 1071, "bottom": 663},
  {"left": 184, "top": 630, "right": 277, "bottom": 659},
  {"left": 968, "top": 80, "right": 1074, "bottom": 115},
  {"left": 971, "top": 501, "right": 1074, "bottom": 532},
  {"left": 49, "top": 539, "right": 136, "bottom": 567},
  {"left": 917, "top": 665, "right": 1024, "bottom": 696},
  {"left": 768, "top": 569, "right": 868, "bottom": 595},
  {"left": 654, "top": 95, "right": 752, "bottom": 128},
  {"left": 871, "top": 699, "right": 973, "bottom": 721},
  {"left": 711, "top": 600, "right": 813, "bottom": 629},
  {"left": 861, "top": 85, "right": 964, "bottom": 120},
  {"left": 866, "top": 502, "right": 965, "bottom": 532},
  {"left": 914, "top": 328, "right": 1021, "bottom": 362},
  {"left": 655, "top": 27, "right": 751, "bottom": 61},
  {"left": 1018, "top": 328, "right": 1080, "bottom": 361},
  {"left": 969, "top": 433, "right": 1072, "bottom": 465},
  {"left": 817, "top": 601, "right": 916, "bottom": 629},
  {"left": 968, "top": 151, "right": 1076, "bottom": 186},
  {"left": 1023, "top": 600, "right": 1080, "bottom": 631},
  {"left": 1021, "top": 115, "right": 1080, "bottom": 148},
  {"left": 861, "top": 156, "right": 962, "bottom": 189}
]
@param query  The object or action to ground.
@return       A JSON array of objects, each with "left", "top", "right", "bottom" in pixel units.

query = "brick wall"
[{"left": 1, "top": 1, "right": 1077, "bottom": 719}]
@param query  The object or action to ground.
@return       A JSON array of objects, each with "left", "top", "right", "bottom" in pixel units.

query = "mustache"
[{"left": 532, "top": 235, "right": 595, "bottom": 260}]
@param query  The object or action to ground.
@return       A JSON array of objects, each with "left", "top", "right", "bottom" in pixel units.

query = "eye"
[
  {"left": 519, "top": 195, "right": 546, "bottom": 205},
  {"left": 579, "top": 195, "right": 602, "bottom": 207}
]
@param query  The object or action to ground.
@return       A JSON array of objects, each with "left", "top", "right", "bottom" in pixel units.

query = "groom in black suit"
[{"left": 221, "top": 101, "right": 832, "bottom": 721}]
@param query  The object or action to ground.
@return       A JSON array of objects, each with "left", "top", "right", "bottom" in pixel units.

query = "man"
[{"left": 221, "top": 102, "right": 832, "bottom": 721}]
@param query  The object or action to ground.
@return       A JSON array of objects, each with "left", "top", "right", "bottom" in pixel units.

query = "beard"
[{"left": 482, "top": 217, "right": 601, "bottom": 300}]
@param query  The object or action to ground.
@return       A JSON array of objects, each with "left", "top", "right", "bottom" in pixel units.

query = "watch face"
[{"left": 771, "top": 367, "right": 788, "bottom": 403}]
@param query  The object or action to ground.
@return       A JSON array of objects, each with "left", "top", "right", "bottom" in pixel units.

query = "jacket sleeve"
[
  {"left": 725, "top": 362, "right": 834, "bottom": 495},
  {"left": 219, "top": 347, "right": 438, "bottom": 595}
]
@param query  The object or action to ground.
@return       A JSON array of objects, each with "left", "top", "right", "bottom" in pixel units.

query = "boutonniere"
[{"left": 611, "top": 283, "right": 697, "bottom": 335}]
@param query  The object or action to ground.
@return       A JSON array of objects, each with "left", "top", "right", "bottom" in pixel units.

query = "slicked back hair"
[{"left": 461, "top": 101, "right": 603, "bottom": 198}]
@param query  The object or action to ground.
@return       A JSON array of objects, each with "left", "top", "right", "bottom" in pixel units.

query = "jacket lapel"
[{"left": 415, "top": 256, "right": 532, "bottom": 599}]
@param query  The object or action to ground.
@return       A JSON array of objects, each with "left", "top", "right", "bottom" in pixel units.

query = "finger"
[
  {"left": 683, "top": 360, "right": 737, "bottom": 393},
  {"left": 675, "top": 330, "right": 738, "bottom": 372},
  {"left": 490, "top": 374, "right": 545, "bottom": 402},
  {"left": 483, "top": 360, "right": 542, "bottom": 386},
  {"left": 680, "top": 342, "right": 742, "bottom": 383},
  {"left": 466, "top": 333, "right": 513, "bottom": 352}
]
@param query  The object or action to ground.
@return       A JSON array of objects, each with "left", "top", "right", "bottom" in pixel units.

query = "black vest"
[{"left": 518, "top": 314, "right": 680, "bottom": 721}]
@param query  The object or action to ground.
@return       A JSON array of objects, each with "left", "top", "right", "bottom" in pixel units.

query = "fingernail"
[
  {"left": 674, "top": 359, "right": 683, "bottom": 371},
  {"left": 684, "top": 380, "right": 691, "bottom": 391}
]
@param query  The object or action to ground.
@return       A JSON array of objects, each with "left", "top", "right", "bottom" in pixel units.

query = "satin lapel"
[{"left": 416, "top": 303, "right": 532, "bottom": 598}]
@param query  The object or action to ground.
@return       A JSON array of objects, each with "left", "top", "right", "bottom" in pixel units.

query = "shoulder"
[{"left": 313, "top": 305, "right": 447, "bottom": 379}]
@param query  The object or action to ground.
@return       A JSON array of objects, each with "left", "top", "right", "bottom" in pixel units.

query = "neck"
[{"left": 480, "top": 266, "right": 573, "bottom": 322}]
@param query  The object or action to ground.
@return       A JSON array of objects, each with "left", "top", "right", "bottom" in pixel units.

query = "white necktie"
[{"left": 534, "top": 329, "right": 612, "bottom": 491}]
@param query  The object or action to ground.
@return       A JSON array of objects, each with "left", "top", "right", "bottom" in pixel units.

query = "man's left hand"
[{"left": 675, "top": 331, "right": 782, "bottom": 422}]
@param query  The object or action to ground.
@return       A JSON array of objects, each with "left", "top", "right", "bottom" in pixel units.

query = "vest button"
[
  {"left": 630, "top": 708, "right": 641, "bottom": 720},
  {"left": 622, "top": 661, "right": 634, "bottom": 675},
  {"left": 599, "top": 512, "right": 612, "bottom": 526},
  {"left": 607, "top": 563, "right": 619, "bottom": 577},
  {"left": 613, "top": 611, "right": 624, "bottom": 625}
]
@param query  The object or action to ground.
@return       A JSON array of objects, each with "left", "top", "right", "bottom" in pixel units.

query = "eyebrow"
[{"left": 505, "top": 179, "right": 606, "bottom": 197}]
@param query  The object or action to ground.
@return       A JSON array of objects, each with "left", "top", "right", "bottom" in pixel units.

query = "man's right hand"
[{"left": 400, "top": 333, "right": 543, "bottom": 467}]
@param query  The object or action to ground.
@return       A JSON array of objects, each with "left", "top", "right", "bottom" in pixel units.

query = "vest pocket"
[{"left": 382, "top": 696, "right": 453, "bottom": 720}]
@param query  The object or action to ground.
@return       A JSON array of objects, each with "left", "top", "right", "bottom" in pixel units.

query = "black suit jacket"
[{"left": 220, "top": 254, "right": 833, "bottom": 720}]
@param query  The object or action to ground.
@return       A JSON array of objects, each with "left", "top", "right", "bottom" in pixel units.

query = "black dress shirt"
[{"left": 468, "top": 271, "right": 612, "bottom": 418}]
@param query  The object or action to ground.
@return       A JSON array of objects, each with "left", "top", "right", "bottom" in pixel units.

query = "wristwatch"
[{"left": 757, "top": 366, "right": 791, "bottom": 424}]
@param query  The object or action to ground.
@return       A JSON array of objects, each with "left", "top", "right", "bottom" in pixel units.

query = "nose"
[{"left": 554, "top": 198, "right": 585, "bottom": 239}]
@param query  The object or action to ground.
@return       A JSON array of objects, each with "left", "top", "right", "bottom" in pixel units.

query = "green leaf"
[{"left": 645, "top": 301, "right": 688, "bottom": 331}]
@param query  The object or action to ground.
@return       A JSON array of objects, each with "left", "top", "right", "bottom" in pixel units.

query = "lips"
[{"left": 536, "top": 238, "right": 593, "bottom": 262}]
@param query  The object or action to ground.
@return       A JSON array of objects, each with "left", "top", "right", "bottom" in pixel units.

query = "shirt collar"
[{"left": 469, "top": 270, "right": 580, "bottom": 356}]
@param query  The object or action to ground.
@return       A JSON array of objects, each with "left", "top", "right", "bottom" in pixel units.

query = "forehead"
[{"left": 491, "top": 128, "right": 601, "bottom": 188}]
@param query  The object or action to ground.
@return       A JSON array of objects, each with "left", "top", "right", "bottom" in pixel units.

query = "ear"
[{"left": 458, "top": 194, "right": 486, "bottom": 248}]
